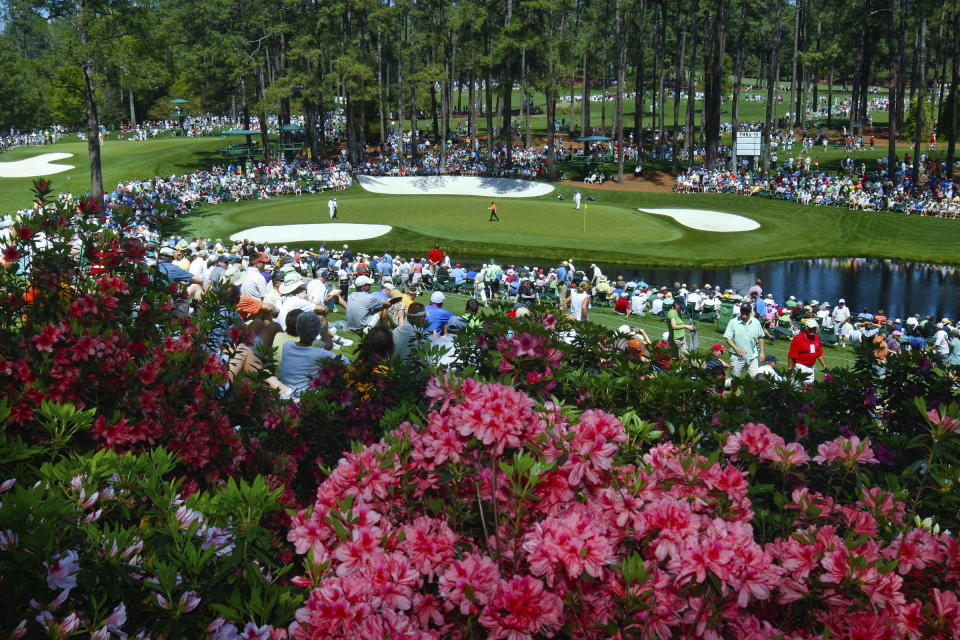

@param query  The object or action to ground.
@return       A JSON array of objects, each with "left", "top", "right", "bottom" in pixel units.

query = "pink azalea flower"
[
  {"left": 813, "top": 435, "right": 878, "bottom": 466},
  {"left": 44, "top": 550, "right": 80, "bottom": 590},
  {"left": 478, "top": 575, "right": 565, "bottom": 640}
]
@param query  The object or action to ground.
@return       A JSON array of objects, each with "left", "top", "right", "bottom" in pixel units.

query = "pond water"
[{"left": 456, "top": 255, "right": 960, "bottom": 320}]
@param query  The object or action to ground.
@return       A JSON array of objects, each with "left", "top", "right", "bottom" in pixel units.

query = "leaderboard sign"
[{"left": 736, "top": 132, "right": 762, "bottom": 156}]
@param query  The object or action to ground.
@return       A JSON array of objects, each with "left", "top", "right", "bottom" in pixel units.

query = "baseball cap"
[
  {"left": 159, "top": 246, "right": 176, "bottom": 259},
  {"left": 764, "top": 354, "right": 779, "bottom": 362},
  {"left": 838, "top": 298, "right": 845, "bottom": 303},
  {"left": 804, "top": 318, "right": 819, "bottom": 329},
  {"left": 250, "top": 252, "right": 270, "bottom": 265},
  {"left": 354, "top": 275, "right": 374, "bottom": 287},
  {"left": 430, "top": 291, "right": 445, "bottom": 304},
  {"left": 711, "top": 343, "right": 725, "bottom": 351}
]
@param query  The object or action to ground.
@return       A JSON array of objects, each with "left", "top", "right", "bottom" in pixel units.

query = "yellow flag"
[{"left": 584, "top": 203, "right": 588, "bottom": 210}]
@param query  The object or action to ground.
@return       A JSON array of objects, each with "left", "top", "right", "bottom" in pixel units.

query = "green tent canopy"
[
  {"left": 574, "top": 135, "right": 612, "bottom": 142},
  {"left": 280, "top": 124, "right": 303, "bottom": 131},
  {"left": 169, "top": 98, "right": 190, "bottom": 104},
  {"left": 222, "top": 129, "right": 259, "bottom": 135}
]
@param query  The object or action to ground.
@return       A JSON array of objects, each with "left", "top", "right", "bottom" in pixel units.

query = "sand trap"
[
  {"left": 357, "top": 175, "right": 554, "bottom": 197},
  {"left": 638, "top": 208, "right": 760, "bottom": 232},
  {"left": 0, "top": 153, "right": 75, "bottom": 178},
  {"left": 230, "top": 223, "right": 392, "bottom": 243}
]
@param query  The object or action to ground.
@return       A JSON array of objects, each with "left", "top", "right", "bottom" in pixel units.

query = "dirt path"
[{"left": 552, "top": 170, "right": 676, "bottom": 193}]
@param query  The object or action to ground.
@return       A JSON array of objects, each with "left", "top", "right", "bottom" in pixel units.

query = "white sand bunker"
[
  {"left": 0, "top": 153, "right": 75, "bottom": 178},
  {"left": 639, "top": 208, "right": 760, "bottom": 232},
  {"left": 357, "top": 175, "right": 554, "bottom": 198},
  {"left": 230, "top": 223, "right": 392, "bottom": 243}
]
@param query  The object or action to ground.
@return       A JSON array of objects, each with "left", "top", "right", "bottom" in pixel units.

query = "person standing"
[
  {"left": 724, "top": 303, "right": 765, "bottom": 381},
  {"left": 788, "top": 318, "right": 828, "bottom": 384},
  {"left": 488, "top": 201, "right": 499, "bottom": 222},
  {"left": 573, "top": 191, "right": 582, "bottom": 210},
  {"left": 328, "top": 197, "right": 338, "bottom": 219},
  {"left": 666, "top": 299, "right": 695, "bottom": 359}
]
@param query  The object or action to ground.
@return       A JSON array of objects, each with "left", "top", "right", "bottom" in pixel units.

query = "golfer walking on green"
[{"left": 488, "top": 201, "right": 499, "bottom": 222}]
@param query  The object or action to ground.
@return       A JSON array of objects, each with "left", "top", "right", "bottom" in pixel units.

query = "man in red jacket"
[
  {"left": 788, "top": 318, "right": 828, "bottom": 384},
  {"left": 427, "top": 244, "right": 443, "bottom": 265}
]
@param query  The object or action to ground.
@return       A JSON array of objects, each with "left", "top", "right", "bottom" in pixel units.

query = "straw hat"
[{"left": 279, "top": 272, "right": 305, "bottom": 295}]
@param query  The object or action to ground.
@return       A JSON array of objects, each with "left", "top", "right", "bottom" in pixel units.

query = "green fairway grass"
[
  {"left": 167, "top": 185, "right": 960, "bottom": 268},
  {"left": 0, "top": 137, "right": 226, "bottom": 208}
]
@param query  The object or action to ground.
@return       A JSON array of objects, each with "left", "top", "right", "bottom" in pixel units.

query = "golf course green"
[{"left": 3, "top": 136, "right": 960, "bottom": 268}]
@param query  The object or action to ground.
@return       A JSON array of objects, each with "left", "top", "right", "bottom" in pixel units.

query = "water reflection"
[
  {"left": 455, "top": 255, "right": 960, "bottom": 320},
  {"left": 601, "top": 258, "right": 959, "bottom": 321}
]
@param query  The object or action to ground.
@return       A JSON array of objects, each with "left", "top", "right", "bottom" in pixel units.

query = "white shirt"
[
  {"left": 306, "top": 278, "right": 328, "bottom": 304},
  {"left": 833, "top": 305, "right": 851, "bottom": 324},
  {"left": 934, "top": 329, "right": 950, "bottom": 356},
  {"left": 189, "top": 257, "right": 207, "bottom": 277},
  {"left": 277, "top": 294, "right": 317, "bottom": 330},
  {"left": 240, "top": 267, "right": 268, "bottom": 300}
]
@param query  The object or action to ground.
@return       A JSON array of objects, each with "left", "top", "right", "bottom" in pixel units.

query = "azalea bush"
[
  {"left": 0, "top": 181, "right": 292, "bottom": 495},
  {"left": 0, "top": 400, "right": 301, "bottom": 640},
  {"left": 285, "top": 375, "right": 960, "bottom": 639}
]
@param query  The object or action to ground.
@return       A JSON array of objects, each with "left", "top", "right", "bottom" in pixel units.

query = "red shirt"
[
  {"left": 428, "top": 248, "right": 443, "bottom": 264},
  {"left": 615, "top": 297, "right": 629, "bottom": 314},
  {"left": 789, "top": 331, "right": 823, "bottom": 366}
]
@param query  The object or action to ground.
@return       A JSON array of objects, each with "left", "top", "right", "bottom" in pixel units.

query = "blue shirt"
[
  {"left": 424, "top": 304, "right": 454, "bottom": 333},
  {"left": 278, "top": 342, "right": 348, "bottom": 392},
  {"left": 156, "top": 260, "right": 194, "bottom": 283},
  {"left": 557, "top": 265, "right": 568, "bottom": 283},
  {"left": 754, "top": 297, "right": 767, "bottom": 316}
]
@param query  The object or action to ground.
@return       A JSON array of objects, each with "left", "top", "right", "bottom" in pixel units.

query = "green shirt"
[
  {"left": 666, "top": 309, "right": 686, "bottom": 340},
  {"left": 724, "top": 316, "right": 764, "bottom": 360}
]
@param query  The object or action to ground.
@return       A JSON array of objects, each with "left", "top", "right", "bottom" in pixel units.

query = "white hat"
[
  {"left": 354, "top": 275, "right": 374, "bottom": 287},
  {"left": 617, "top": 324, "right": 633, "bottom": 336},
  {"left": 279, "top": 272, "right": 305, "bottom": 294},
  {"left": 430, "top": 291, "right": 445, "bottom": 304},
  {"left": 838, "top": 298, "right": 845, "bottom": 304},
  {"left": 804, "top": 318, "right": 819, "bottom": 329}
]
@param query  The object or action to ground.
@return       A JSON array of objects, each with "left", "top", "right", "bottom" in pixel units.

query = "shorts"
[
  {"left": 730, "top": 354, "right": 760, "bottom": 378},
  {"left": 793, "top": 363, "right": 815, "bottom": 384}
]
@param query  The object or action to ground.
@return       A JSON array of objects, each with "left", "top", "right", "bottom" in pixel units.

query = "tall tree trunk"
[
  {"left": 685, "top": 0, "right": 699, "bottom": 168},
  {"left": 522, "top": 49, "right": 531, "bottom": 148},
  {"left": 671, "top": 3, "right": 685, "bottom": 173},
  {"left": 431, "top": 69, "right": 440, "bottom": 141},
  {"left": 128, "top": 85, "right": 136, "bottom": 126},
  {"left": 615, "top": 0, "right": 627, "bottom": 182},
  {"left": 441, "top": 59, "right": 449, "bottom": 169},
  {"left": 947, "top": 0, "right": 959, "bottom": 178},
  {"left": 569, "top": 74, "right": 577, "bottom": 135},
  {"left": 397, "top": 55, "right": 406, "bottom": 168},
  {"left": 581, "top": 51, "right": 590, "bottom": 135},
  {"left": 763, "top": 0, "right": 784, "bottom": 175},
  {"left": 256, "top": 65, "right": 272, "bottom": 165},
  {"left": 486, "top": 73, "right": 494, "bottom": 157},
  {"left": 634, "top": 0, "right": 645, "bottom": 143},
  {"left": 912, "top": 16, "right": 927, "bottom": 187},
  {"left": 656, "top": 0, "right": 666, "bottom": 159},
  {"left": 731, "top": 1, "right": 746, "bottom": 170},
  {"left": 888, "top": 0, "right": 898, "bottom": 180},
  {"left": 468, "top": 64, "right": 477, "bottom": 151},
  {"left": 849, "top": 48, "right": 861, "bottom": 135},
  {"left": 377, "top": 31, "right": 386, "bottom": 146},
  {"left": 304, "top": 98, "right": 318, "bottom": 160},
  {"left": 601, "top": 42, "right": 608, "bottom": 134},
  {"left": 812, "top": 17, "right": 820, "bottom": 111},
  {"left": 547, "top": 45, "right": 558, "bottom": 180},
  {"left": 827, "top": 67, "right": 833, "bottom": 128},
  {"left": 703, "top": 0, "right": 726, "bottom": 168},
  {"left": 78, "top": 16, "right": 103, "bottom": 201},
  {"left": 789, "top": 0, "right": 801, "bottom": 128}
]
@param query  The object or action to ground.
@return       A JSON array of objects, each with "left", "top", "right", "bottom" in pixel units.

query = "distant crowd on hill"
[{"left": 675, "top": 150, "right": 958, "bottom": 217}]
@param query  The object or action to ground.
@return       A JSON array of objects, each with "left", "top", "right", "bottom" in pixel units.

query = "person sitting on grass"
[{"left": 278, "top": 311, "right": 348, "bottom": 397}]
